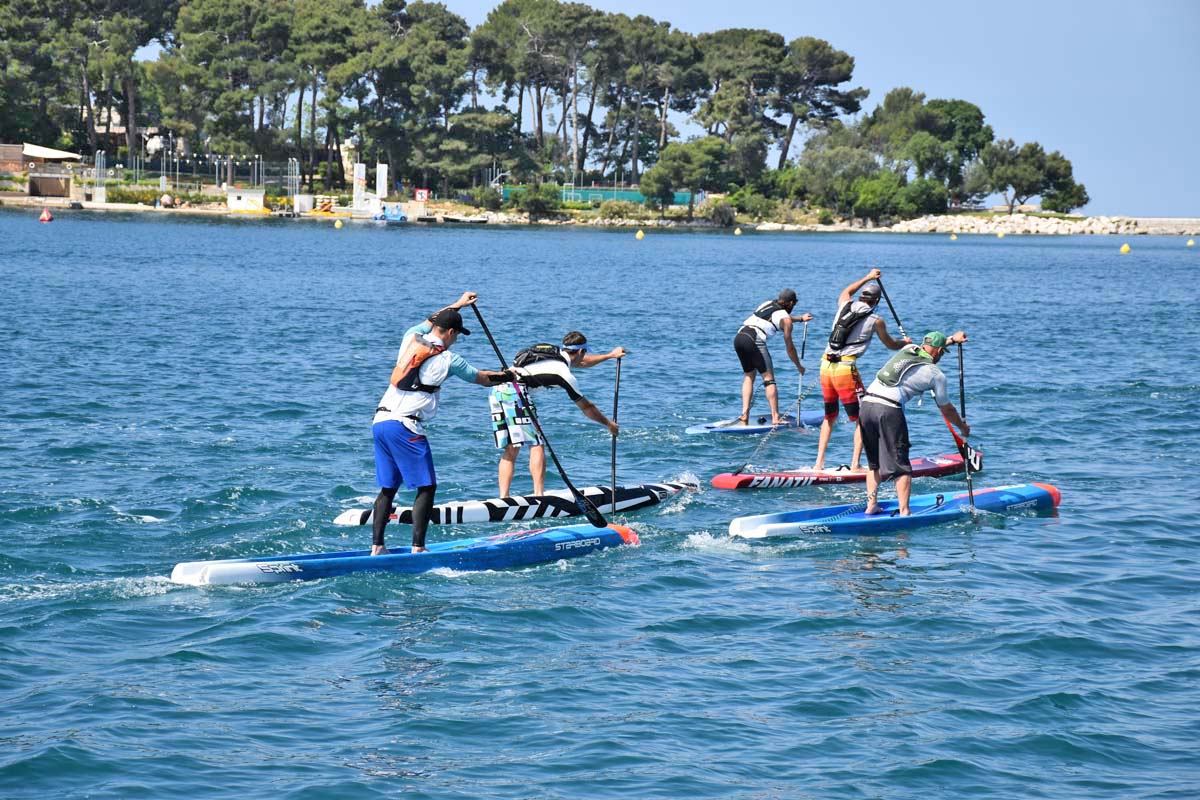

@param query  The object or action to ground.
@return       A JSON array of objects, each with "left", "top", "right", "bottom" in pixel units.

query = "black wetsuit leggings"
[{"left": 372, "top": 484, "right": 437, "bottom": 549}]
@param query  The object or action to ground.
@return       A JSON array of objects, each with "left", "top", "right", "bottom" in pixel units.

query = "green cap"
[{"left": 923, "top": 331, "right": 948, "bottom": 349}]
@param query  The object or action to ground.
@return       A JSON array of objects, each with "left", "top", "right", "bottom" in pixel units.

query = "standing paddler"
[
  {"left": 733, "top": 289, "right": 814, "bottom": 426},
  {"left": 371, "top": 292, "right": 514, "bottom": 554},
  {"left": 812, "top": 269, "right": 910, "bottom": 471},
  {"left": 859, "top": 331, "right": 970, "bottom": 515},
  {"left": 490, "top": 331, "right": 623, "bottom": 497}
]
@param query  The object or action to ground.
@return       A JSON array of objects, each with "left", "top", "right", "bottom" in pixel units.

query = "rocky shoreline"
[
  {"left": 5, "top": 194, "right": 1196, "bottom": 235},
  {"left": 883, "top": 213, "right": 1200, "bottom": 236}
]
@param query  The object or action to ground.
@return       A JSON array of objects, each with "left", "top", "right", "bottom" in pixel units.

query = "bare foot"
[
  {"left": 370, "top": 545, "right": 388, "bottom": 556},
  {"left": 736, "top": 416, "right": 749, "bottom": 425},
  {"left": 812, "top": 463, "right": 825, "bottom": 472},
  {"left": 412, "top": 546, "right": 428, "bottom": 554},
  {"left": 864, "top": 504, "right": 883, "bottom": 516},
  {"left": 771, "top": 417, "right": 785, "bottom": 426},
  {"left": 850, "top": 465, "right": 868, "bottom": 473}
]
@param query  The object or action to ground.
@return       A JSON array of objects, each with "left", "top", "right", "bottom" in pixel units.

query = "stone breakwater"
[{"left": 884, "top": 213, "right": 1200, "bottom": 236}]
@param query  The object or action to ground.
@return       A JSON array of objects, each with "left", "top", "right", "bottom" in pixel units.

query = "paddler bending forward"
[
  {"left": 733, "top": 289, "right": 813, "bottom": 426},
  {"left": 490, "top": 331, "right": 622, "bottom": 496},
  {"left": 860, "top": 331, "right": 969, "bottom": 515},
  {"left": 371, "top": 292, "right": 513, "bottom": 554}
]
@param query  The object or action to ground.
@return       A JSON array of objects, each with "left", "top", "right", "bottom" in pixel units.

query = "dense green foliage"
[{"left": 0, "top": 0, "right": 1088, "bottom": 217}]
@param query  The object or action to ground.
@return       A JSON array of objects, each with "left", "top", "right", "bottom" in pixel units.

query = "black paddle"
[
  {"left": 469, "top": 303, "right": 608, "bottom": 528},
  {"left": 796, "top": 320, "right": 808, "bottom": 421},
  {"left": 875, "top": 278, "right": 910, "bottom": 341},
  {"left": 956, "top": 342, "right": 976, "bottom": 509},
  {"left": 610, "top": 357, "right": 622, "bottom": 514}
]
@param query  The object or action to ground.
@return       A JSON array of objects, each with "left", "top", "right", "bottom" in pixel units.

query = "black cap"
[
  {"left": 778, "top": 288, "right": 798, "bottom": 304},
  {"left": 430, "top": 308, "right": 471, "bottom": 335}
]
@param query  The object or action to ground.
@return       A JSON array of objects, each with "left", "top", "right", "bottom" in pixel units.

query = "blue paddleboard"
[
  {"left": 171, "top": 523, "right": 639, "bottom": 585},
  {"left": 685, "top": 408, "right": 826, "bottom": 435},
  {"left": 728, "top": 483, "right": 1060, "bottom": 538}
]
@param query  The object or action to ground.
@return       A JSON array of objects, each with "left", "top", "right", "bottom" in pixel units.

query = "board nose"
[
  {"left": 608, "top": 524, "right": 640, "bottom": 545},
  {"left": 1034, "top": 483, "right": 1062, "bottom": 508}
]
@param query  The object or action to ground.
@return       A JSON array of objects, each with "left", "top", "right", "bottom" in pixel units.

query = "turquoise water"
[{"left": 2, "top": 209, "right": 1198, "bottom": 798}]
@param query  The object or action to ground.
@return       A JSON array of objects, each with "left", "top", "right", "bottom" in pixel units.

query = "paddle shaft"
[
  {"left": 468, "top": 304, "right": 607, "bottom": 528},
  {"left": 610, "top": 357, "right": 621, "bottom": 514},
  {"left": 957, "top": 343, "right": 976, "bottom": 509},
  {"left": 876, "top": 278, "right": 909, "bottom": 340},
  {"left": 797, "top": 321, "right": 808, "bottom": 415}
]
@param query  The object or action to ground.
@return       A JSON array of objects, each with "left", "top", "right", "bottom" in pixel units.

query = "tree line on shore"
[{"left": 0, "top": 0, "right": 1089, "bottom": 219}]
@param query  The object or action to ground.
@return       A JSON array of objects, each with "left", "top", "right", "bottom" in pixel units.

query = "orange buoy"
[{"left": 38, "top": 207, "right": 53, "bottom": 223}]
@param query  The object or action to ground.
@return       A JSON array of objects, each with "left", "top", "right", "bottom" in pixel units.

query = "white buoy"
[
  {"left": 734, "top": 227, "right": 742, "bottom": 236},
  {"left": 950, "top": 233, "right": 958, "bottom": 241},
  {"left": 1188, "top": 239, "right": 1195, "bottom": 248},
  {"left": 334, "top": 220, "right": 343, "bottom": 229},
  {"left": 635, "top": 229, "right": 644, "bottom": 240}
]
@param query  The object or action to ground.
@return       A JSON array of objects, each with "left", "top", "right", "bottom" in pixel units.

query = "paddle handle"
[{"left": 876, "top": 278, "right": 908, "bottom": 340}]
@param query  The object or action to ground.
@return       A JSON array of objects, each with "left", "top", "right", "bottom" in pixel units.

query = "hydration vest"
[
  {"left": 875, "top": 344, "right": 933, "bottom": 387},
  {"left": 828, "top": 301, "right": 875, "bottom": 351},
  {"left": 394, "top": 339, "right": 447, "bottom": 393},
  {"left": 753, "top": 301, "right": 785, "bottom": 331},
  {"left": 513, "top": 343, "right": 566, "bottom": 368}
]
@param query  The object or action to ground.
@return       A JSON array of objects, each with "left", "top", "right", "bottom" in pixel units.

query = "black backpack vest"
[
  {"left": 513, "top": 343, "right": 566, "bottom": 368},
  {"left": 828, "top": 301, "right": 874, "bottom": 351}
]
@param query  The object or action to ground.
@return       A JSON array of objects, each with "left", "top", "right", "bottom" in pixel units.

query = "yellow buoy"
[
  {"left": 334, "top": 220, "right": 343, "bottom": 229},
  {"left": 996, "top": 231, "right": 1005, "bottom": 239},
  {"left": 635, "top": 229, "right": 644, "bottom": 240},
  {"left": 1119, "top": 242, "right": 1130, "bottom": 254},
  {"left": 1188, "top": 239, "right": 1195, "bottom": 247},
  {"left": 734, "top": 227, "right": 742, "bottom": 236},
  {"left": 950, "top": 233, "right": 958, "bottom": 241}
]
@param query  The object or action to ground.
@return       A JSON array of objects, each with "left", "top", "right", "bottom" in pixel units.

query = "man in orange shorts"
[{"left": 812, "top": 268, "right": 910, "bottom": 471}]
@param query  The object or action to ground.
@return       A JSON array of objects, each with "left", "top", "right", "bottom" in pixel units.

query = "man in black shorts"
[
  {"left": 733, "top": 289, "right": 813, "bottom": 426},
  {"left": 859, "top": 330, "right": 970, "bottom": 515}
]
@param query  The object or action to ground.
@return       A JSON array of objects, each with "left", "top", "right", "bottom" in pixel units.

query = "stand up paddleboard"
[
  {"left": 712, "top": 451, "right": 980, "bottom": 489},
  {"left": 333, "top": 481, "right": 697, "bottom": 526},
  {"left": 729, "top": 483, "right": 1060, "bottom": 538},
  {"left": 171, "top": 523, "right": 639, "bottom": 586},
  {"left": 685, "top": 409, "right": 826, "bottom": 435}
]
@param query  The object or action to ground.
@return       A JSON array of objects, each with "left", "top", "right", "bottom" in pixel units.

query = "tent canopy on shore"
[{"left": 23, "top": 143, "right": 82, "bottom": 161}]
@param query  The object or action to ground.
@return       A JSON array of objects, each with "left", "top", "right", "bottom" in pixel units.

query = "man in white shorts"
[{"left": 490, "top": 331, "right": 623, "bottom": 496}]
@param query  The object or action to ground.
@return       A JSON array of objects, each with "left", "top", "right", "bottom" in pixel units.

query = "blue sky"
[{"left": 450, "top": 0, "right": 1199, "bottom": 216}]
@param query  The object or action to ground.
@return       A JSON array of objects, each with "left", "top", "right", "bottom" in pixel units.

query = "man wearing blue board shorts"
[
  {"left": 859, "top": 330, "right": 970, "bottom": 516},
  {"left": 490, "top": 331, "right": 623, "bottom": 496},
  {"left": 371, "top": 292, "right": 512, "bottom": 555}
]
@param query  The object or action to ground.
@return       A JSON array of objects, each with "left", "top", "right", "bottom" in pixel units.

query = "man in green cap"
[{"left": 858, "top": 330, "right": 970, "bottom": 515}]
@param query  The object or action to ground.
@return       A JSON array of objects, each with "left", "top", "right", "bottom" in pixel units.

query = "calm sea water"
[{"left": 2, "top": 208, "right": 1198, "bottom": 799}]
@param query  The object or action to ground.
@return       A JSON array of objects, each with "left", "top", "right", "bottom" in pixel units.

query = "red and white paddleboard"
[{"left": 711, "top": 451, "right": 980, "bottom": 490}]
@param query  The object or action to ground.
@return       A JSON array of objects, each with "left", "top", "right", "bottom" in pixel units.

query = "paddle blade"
[
  {"left": 576, "top": 494, "right": 608, "bottom": 528},
  {"left": 942, "top": 417, "right": 982, "bottom": 472}
]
